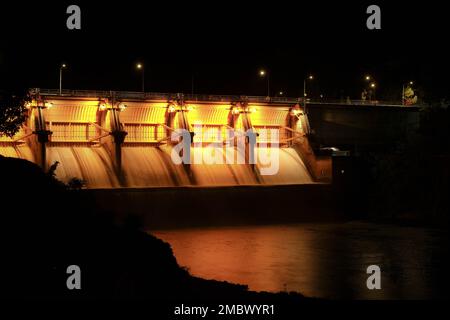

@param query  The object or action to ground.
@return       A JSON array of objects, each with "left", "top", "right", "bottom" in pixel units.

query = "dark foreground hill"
[{"left": 0, "top": 155, "right": 305, "bottom": 307}]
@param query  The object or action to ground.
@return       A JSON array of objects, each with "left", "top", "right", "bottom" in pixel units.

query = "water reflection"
[{"left": 153, "top": 222, "right": 449, "bottom": 299}]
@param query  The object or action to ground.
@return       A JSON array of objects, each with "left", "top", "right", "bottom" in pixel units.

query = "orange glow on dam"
[{"left": 0, "top": 90, "right": 332, "bottom": 188}]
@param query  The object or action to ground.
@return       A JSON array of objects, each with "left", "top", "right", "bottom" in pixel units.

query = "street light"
[
  {"left": 370, "top": 82, "right": 377, "bottom": 100},
  {"left": 118, "top": 103, "right": 127, "bottom": 112},
  {"left": 136, "top": 62, "right": 145, "bottom": 92},
  {"left": 59, "top": 63, "right": 67, "bottom": 95},
  {"left": 259, "top": 69, "right": 270, "bottom": 97},
  {"left": 303, "top": 75, "right": 314, "bottom": 101},
  {"left": 362, "top": 75, "right": 376, "bottom": 101}
]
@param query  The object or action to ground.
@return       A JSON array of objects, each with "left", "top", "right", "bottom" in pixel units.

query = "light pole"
[
  {"left": 59, "top": 63, "right": 67, "bottom": 95},
  {"left": 370, "top": 82, "right": 376, "bottom": 100},
  {"left": 259, "top": 69, "right": 270, "bottom": 97},
  {"left": 402, "top": 81, "right": 414, "bottom": 105},
  {"left": 136, "top": 63, "right": 145, "bottom": 92},
  {"left": 364, "top": 75, "right": 376, "bottom": 101},
  {"left": 303, "top": 75, "right": 314, "bottom": 102}
]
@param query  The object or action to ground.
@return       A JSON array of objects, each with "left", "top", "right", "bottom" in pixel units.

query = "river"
[{"left": 152, "top": 222, "right": 449, "bottom": 299}]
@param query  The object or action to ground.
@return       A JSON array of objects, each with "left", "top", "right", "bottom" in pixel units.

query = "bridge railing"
[
  {"left": 308, "top": 99, "right": 408, "bottom": 107},
  {"left": 31, "top": 88, "right": 407, "bottom": 106}
]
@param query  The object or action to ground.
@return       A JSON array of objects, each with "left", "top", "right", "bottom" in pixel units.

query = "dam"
[
  {"left": 1, "top": 89, "right": 337, "bottom": 189},
  {"left": 0, "top": 89, "right": 420, "bottom": 226}
]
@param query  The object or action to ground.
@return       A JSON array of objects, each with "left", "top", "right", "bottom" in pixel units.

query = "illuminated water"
[
  {"left": 0, "top": 144, "right": 34, "bottom": 162},
  {"left": 1, "top": 144, "right": 313, "bottom": 187},
  {"left": 153, "top": 222, "right": 449, "bottom": 299},
  {"left": 122, "top": 146, "right": 312, "bottom": 187},
  {"left": 122, "top": 145, "right": 191, "bottom": 187},
  {"left": 46, "top": 145, "right": 120, "bottom": 188}
]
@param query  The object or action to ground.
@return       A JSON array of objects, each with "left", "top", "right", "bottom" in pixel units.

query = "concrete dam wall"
[{"left": 0, "top": 90, "right": 332, "bottom": 188}]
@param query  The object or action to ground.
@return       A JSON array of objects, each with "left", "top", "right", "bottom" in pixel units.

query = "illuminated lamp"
[
  {"left": 231, "top": 107, "right": 241, "bottom": 115},
  {"left": 290, "top": 109, "right": 301, "bottom": 117}
]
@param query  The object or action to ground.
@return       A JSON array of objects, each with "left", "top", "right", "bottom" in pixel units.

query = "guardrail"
[
  {"left": 30, "top": 88, "right": 298, "bottom": 103},
  {"left": 30, "top": 88, "right": 408, "bottom": 107}
]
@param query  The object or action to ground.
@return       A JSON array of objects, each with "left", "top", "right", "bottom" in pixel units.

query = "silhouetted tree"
[{"left": 0, "top": 89, "right": 30, "bottom": 137}]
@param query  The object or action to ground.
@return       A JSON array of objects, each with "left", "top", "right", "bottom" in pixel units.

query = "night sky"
[{"left": 1, "top": 1, "right": 449, "bottom": 101}]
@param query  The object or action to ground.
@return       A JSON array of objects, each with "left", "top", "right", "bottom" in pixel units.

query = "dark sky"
[{"left": 1, "top": 1, "right": 449, "bottom": 101}]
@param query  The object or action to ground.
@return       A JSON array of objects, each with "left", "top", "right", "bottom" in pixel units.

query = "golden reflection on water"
[{"left": 153, "top": 222, "right": 448, "bottom": 299}]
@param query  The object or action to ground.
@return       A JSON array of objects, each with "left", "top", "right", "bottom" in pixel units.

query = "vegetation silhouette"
[
  {"left": 0, "top": 155, "right": 306, "bottom": 306},
  {"left": 0, "top": 89, "right": 29, "bottom": 138}
]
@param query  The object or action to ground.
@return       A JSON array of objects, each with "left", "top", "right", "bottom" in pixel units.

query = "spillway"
[
  {"left": 0, "top": 128, "right": 35, "bottom": 163},
  {"left": 0, "top": 143, "right": 34, "bottom": 161},
  {"left": 189, "top": 146, "right": 259, "bottom": 186},
  {"left": 257, "top": 147, "right": 313, "bottom": 185},
  {"left": 121, "top": 145, "right": 312, "bottom": 187},
  {"left": 122, "top": 145, "right": 191, "bottom": 187},
  {"left": 6, "top": 90, "right": 332, "bottom": 189},
  {"left": 46, "top": 144, "right": 119, "bottom": 188}
]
